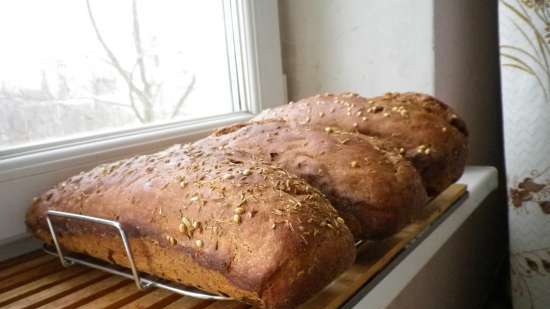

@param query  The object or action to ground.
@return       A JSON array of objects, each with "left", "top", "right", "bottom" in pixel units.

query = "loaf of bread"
[
  {"left": 26, "top": 145, "right": 356, "bottom": 309},
  {"left": 197, "top": 120, "right": 427, "bottom": 239},
  {"left": 254, "top": 92, "right": 468, "bottom": 195}
]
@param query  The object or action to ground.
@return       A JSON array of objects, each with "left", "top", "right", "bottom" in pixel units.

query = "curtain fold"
[{"left": 499, "top": 0, "right": 550, "bottom": 308}]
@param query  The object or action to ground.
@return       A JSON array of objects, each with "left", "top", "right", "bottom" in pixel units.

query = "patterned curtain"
[{"left": 499, "top": 0, "right": 550, "bottom": 308}]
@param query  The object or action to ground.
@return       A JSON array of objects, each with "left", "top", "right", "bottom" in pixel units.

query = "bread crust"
[
  {"left": 198, "top": 120, "right": 427, "bottom": 239},
  {"left": 26, "top": 146, "right": 355, "bottom": 309},
  {"left": 254, "top": 92, "right": 468, "bottom": 195}
]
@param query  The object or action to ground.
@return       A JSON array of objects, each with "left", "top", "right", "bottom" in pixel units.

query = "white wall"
[
  {"left": 278, "top": 0, "right": 435, "bottom": 99},
  {"left": 278, "top": 0, "right": 503, "bottom": 168},
  {"left": 278, "top": 1, "right": 507, "bottom": 307}
]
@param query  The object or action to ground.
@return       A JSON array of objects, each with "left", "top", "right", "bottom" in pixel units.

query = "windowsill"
[
  {"left": 345, "top": 166, "right": 499, "bottom": 308},
  {"left": 0, "top": 112, "right": 254, "bottom": 179}
]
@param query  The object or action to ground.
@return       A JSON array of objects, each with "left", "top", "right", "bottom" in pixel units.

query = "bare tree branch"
[
  {"left": 86, "top": 0, "right": 151, "bottom": 121},
  {"left": 91, "top": 97, "right": 132, "bottom": 108},
  {"left": 40, "top": 70, "right": 55, "bottom": 100},
  {"left": 86, "top": 0, "right": 195, "bottom": 123},
  {"left": 171, "top": 75, "right": 196, "bottom": 118},
  {"left": 128, "top": 88, "right": 145, "bottom": 123},
  {"left": 131, "top": 0, "right": 151, "bottom": 99},
  {"left": 128, "top": 64, "right": 145, "bottom": 123}
]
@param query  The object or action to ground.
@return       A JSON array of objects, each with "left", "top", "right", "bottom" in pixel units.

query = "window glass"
[{"left": 0, "top": 0, "right": 234, "bottom": 149}]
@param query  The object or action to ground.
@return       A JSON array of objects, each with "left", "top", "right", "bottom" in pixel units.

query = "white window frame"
[{"left": 0, "top": 0, "right": 286, "bottom": 256}]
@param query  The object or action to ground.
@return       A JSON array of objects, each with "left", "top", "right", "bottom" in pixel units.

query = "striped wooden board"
[{"left": 0, "top": 184, "right": 466, "bottom": 309}]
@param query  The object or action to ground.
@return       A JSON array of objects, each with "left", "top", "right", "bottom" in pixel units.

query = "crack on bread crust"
[
  {"left": 196, "top": 120, "right": 427, "bottom": 239},
  {"left": 253, "top": 92, "right": 468, "bottom": 195}
]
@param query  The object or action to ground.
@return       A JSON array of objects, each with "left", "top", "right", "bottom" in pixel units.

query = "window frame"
[{"left": 0, "top": 0, "right": 286, "bottom": 252}]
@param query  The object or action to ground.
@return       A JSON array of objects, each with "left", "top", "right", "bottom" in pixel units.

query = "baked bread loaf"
[
  {"left": 26, "top": 145, "right": 355, "bottom": 309},
  {"left": 196, "top": 120, "right": 427, "bottom": 239},
  {"left": 254, "top": 92, "right": 468, "bottom": 195}
]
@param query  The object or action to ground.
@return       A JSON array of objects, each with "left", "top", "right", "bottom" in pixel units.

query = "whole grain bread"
[
  {"left": 254, "top": 92, "right": 468, "bottom": 195},
  {"left": 196, "top": 120, "right": 428, "bottom": 239},
  {"left": 26, "top": 145, "right": 355, "bottom": 309}
]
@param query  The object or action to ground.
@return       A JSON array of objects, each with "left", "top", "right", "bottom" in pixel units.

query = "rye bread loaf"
[
  {"left": 196, "top": 120, "right": 428, "bottom": 239},
  {"left": 254, "top": 92, "right": 468, "bottom": 195},
  {"left": 26, "top": 145, "right": 355, "bottom": 309}
]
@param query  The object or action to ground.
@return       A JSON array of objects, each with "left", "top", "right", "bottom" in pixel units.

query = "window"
[
  {"left": 0, "top": 0, "right": 237, "bottom": 150},
  {"left": 0, "top": 0, "right": 284, "bottom": 152},
  {"left": 0, "top": 0, "right": 284, "bottom": 251}
]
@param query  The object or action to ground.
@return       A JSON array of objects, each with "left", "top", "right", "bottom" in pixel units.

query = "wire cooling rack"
[{"left": 44, "top": 209, "right": 231, "bottom": 301}]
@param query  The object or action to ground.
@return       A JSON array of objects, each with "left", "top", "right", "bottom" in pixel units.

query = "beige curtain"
[{"left": 499, "top": 0, "right": 550, "bottom": 308}]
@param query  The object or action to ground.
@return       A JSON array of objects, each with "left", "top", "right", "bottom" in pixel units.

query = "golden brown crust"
[
  {"left": 26, "top": 145, "right": 355, "bottom": 309},
  {"left": 197, "top": 120, "right": 427, "bottom": 239},
  {"left": 254, "top": 92, "right": 468, "bottom": 195}
]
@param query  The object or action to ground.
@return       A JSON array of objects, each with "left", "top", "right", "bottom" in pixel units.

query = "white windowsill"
[
  {"left": 347, "top": 166, "right": 499, "bottom": 309},
  {"left": 0, "top": 112, "right": 254, "bottom": 181}
]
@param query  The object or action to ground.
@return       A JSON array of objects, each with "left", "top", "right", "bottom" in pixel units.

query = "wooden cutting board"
[{"left": 0, "top": 184, "right": 466, "bottom": 309}]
